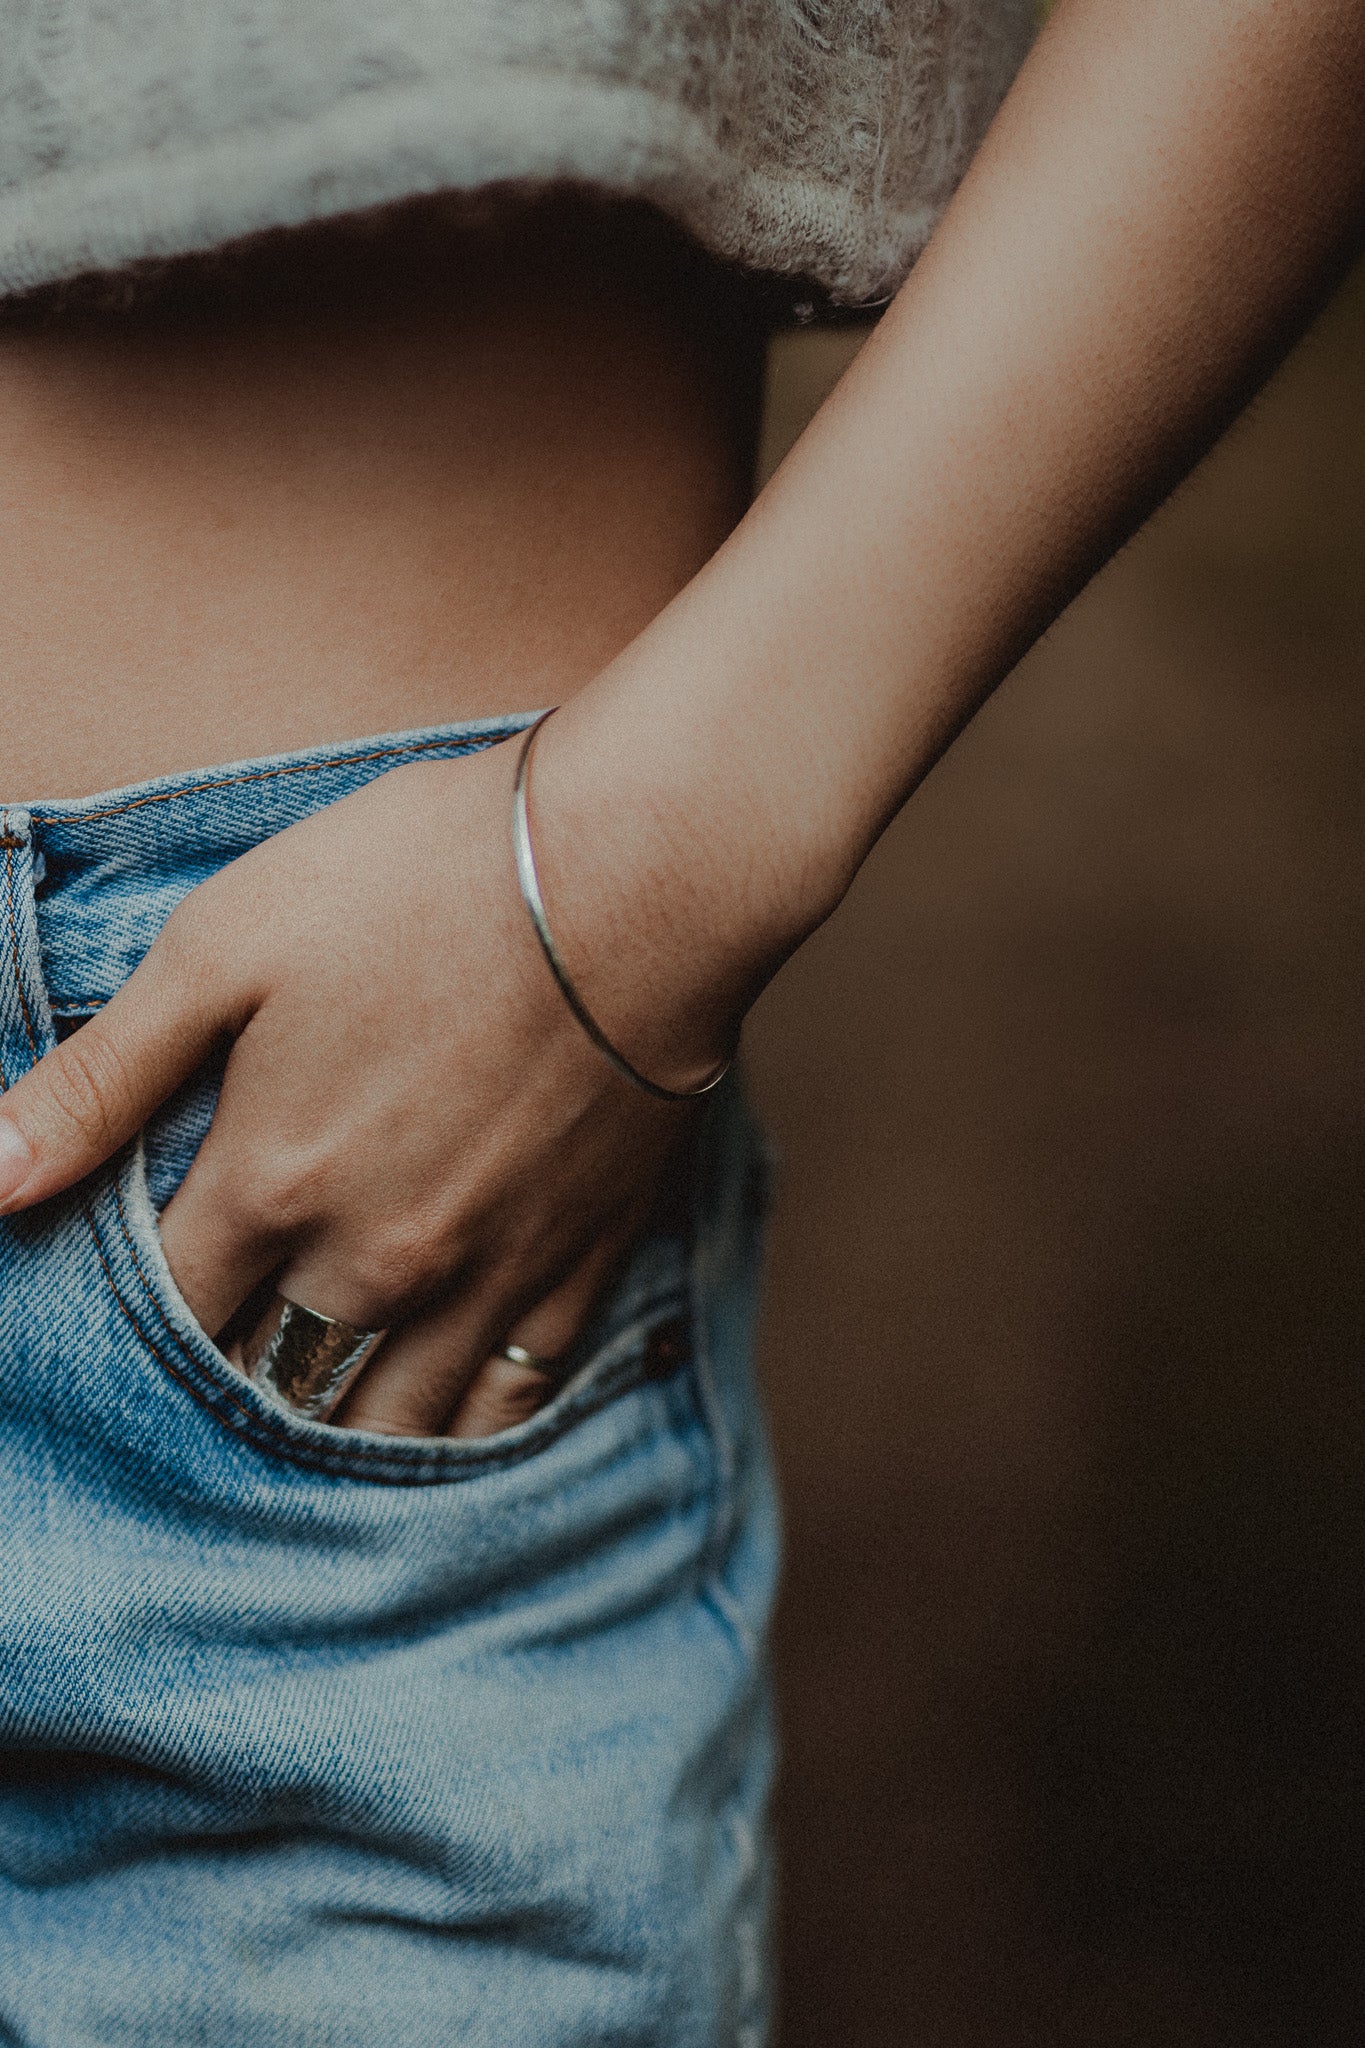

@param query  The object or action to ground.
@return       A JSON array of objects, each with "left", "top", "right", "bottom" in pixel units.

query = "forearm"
[{"left": 538, "top": 0, "right": 1365, "bottom": 1073}]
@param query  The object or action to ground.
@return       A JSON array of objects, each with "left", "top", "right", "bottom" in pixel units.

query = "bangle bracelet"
[{"left": 510, "top": 708, "right": 732, "bottom": 1104}]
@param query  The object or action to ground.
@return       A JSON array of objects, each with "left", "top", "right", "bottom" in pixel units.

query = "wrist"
[
  {"left": 506, "top": 696, "right": 786, "bottom": 1093},
  {"left": 520, "top": 647, "right": 857, "bottom": 1090},
  {"left": 510, "top": 711, "right": 734, "bottom": 1100}
]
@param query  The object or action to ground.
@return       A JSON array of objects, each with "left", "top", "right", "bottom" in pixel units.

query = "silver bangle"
[{"left": 510, "top": 708, "right": 732, "bottom": 1104}]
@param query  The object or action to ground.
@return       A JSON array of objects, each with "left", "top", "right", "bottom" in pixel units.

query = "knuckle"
[
  {"left": 42, "top": 1029, "right": 137, "bottom": 1149},
  {"left": 241, "top": 1154, "right": 322, "bottom": 1242},
  {"left": 154, "top": 900, "right": 226, "bottom": 1015},
  {"left": 153, "top": 900, "right": 206, "bottom": 982},
  {"left": 157, "top": 885, "right": 253, "bottom": 1018},
  {"left": 518, "top": 1297, "right": 589, "bottom": 1360},
  {"left": 346, "top": 1218, "right": 452, "bottom": 1316}
]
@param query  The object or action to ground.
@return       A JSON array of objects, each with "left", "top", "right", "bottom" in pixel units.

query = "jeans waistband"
[{"left": 0, "top": 713, "right": 538, "bottom": 1026}]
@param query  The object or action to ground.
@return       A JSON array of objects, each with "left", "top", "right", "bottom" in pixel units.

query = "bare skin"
[
  {"left": 0, "top": 196, "right": 766, "bottom": 1436},
  {"left": 0, "top": 0, "right": 1361, "bottom": 1440},
  {"left": 0, "top": 194, "right": 765, "bottom": 799}
]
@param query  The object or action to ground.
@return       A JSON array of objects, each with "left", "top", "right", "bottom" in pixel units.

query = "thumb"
[{"left": 0, "top": 924, "right": 232, "bottom": 1214}]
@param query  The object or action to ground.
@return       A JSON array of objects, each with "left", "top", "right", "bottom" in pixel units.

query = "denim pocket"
[{"left": 93, "top": 1136, "right": 694, "bottom": 1486}]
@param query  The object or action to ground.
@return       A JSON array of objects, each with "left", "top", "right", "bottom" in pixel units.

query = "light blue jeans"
[{"left": 0, "top": 716, "right": 777, "bottom": 2047}]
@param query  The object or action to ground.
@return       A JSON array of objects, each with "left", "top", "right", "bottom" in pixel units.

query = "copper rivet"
[{"left": 643, "top": 1316, "right": 688, "bottom": 1381}]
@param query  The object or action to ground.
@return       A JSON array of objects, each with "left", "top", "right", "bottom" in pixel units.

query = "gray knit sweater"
[{"left": 0, "top": 2, "right": 1036, "bottom": 306}]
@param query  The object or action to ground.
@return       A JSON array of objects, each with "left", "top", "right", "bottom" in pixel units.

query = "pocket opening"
[{"left": 92, "top": 1140, "right": 694, "bottom": 1487}]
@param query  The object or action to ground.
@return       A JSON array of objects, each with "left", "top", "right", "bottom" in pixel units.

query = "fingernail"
[{"left": 0, "top": 1119, "right": 34, "bottom": 1207}]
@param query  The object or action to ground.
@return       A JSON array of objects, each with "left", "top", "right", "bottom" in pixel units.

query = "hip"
[{"left": 0, "top": 715, "right": 779, "bottom": 2045}]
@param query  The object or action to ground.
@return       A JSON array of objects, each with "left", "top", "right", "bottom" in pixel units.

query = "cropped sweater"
[{"left": 0, "top": 2, "right": 1036, "bottom": 307}]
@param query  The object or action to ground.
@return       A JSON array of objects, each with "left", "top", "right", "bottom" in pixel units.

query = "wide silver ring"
[{"left": 235, "top": 1295, "right": 388, "bottom": 1422}]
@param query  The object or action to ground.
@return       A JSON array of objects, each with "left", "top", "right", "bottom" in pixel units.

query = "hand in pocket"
[{"left": 0, "top": 733, "right": 737, "bottom": 1436}]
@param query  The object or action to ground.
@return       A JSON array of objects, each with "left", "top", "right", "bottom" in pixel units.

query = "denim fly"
[{"left": 0, "top": 716, "right": 777, "bottom": 2048}]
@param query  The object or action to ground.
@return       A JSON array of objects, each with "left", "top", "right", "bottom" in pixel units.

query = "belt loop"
[{"left": 0, "top": 809, "right": 53, "bottom": 1088}]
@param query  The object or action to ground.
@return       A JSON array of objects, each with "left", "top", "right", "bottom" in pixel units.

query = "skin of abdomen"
[{"left": 0, "top": 193, "right": 765, "bottom": 801}]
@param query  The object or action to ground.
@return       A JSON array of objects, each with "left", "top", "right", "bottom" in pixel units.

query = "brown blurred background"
[{"left": 749, "top": 269, "right": 1365, "bottom": 2046}]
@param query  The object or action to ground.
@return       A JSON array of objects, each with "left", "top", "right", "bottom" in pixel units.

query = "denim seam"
[
  {"left": 88, "top": 1184, "right": 448, "bottom": 1482},
  {"left": 0, "top": 819, "right": 22, "bottom": 1091},
  {"left": 35, "top": 715, "right": 692, "bottom": 1484},
  {"left": 83, "top": 1191, "right": 257, "bottom": 1424},
  {"left": 92, "top": 1177, "right": 690, "bottom": 1485},
  {"left": 728, "top": 1807, "right": 768, "bottom": 2048},
  {"left": 687, "top": 1192, "right": 759, "bottom": 1670},
  {"left": 3, "top": 837, "right": 40, "bottom": 1082},
  {"left": 32, "top": 729, "right": 524, "bottom": 830}
]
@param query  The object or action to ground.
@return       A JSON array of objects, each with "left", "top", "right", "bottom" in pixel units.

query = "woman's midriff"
[{"left": 0, "top": 192, "right": 769, "bottom": 800}]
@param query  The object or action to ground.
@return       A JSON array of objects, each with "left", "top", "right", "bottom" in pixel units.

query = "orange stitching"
[
  {"left": 10, "top": 741, "right": 485, "bottom": 1060},
  {"left": 102, "top": 1178, "right": 441, "bottom": 1476},
  {"left": 26, "top": 726, "right": 520, "bottom": 1032},
  {"left": 40, "top": 730, "right": 519, "bottom": 828},
  {"left": 3, "top": 842, "right": 39, "bottom": 1062},
  {"left": 88, "top": 1198, "right": 388, "bottom": 1476},
  {"left": 91, "top": 1188, "right": 677, "bottom": 1485},
  {"left": 84, "top": 1196, "right": 232, "bottom": 1412},
  {"left": 108, "top": 1179, "right": 261, "bottom": 1425},
  {"left": 0, "top": 851, "right": 7, "bottom": 1089},
  {"left": 108, "top": 1177, "right": 343, "bottom": 1445},
  {"left": 86, "top": 1192, "right": 434, "bottom": 1480},
  {"left": 108, "top": 1174, "right": 357, "bottom": 1456}
]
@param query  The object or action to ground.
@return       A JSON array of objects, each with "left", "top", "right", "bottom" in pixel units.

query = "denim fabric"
[{"left": 0, "top": 717, "right": 778, "bottom": 2047}]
